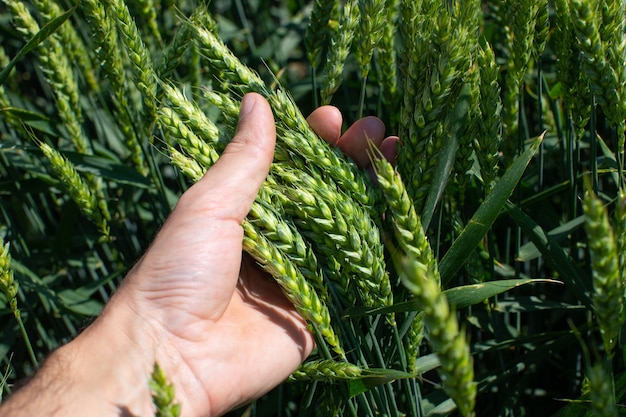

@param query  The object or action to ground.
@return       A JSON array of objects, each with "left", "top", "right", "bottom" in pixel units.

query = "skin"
[{"left": 0, "top": 93, "right": 397, "bottom": 417}]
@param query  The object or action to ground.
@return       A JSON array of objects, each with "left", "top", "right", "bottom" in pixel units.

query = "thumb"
[{"left": 184, "top": 93, "right": 276, "bottom": 222}]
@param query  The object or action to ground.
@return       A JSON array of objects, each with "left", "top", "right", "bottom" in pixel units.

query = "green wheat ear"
[
  {"left": 586, "top": 361, "right": 618, "bottom": 417},
  {"left": 39, "top": 142, "right": 110, "bottom": 238},
  {"left": 372, "top": 148, "right": 475, "bottom": 416},
  {"left": 150, "top": 363, "right": 181, "bottom": 417},
  {"left": 0, "top": 239, "right": 37, "bottom": 366},
  {"left": 583, "top": 188, "right": 623, "bottom": 357}
]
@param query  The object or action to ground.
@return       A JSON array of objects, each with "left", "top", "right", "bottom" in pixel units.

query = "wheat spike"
[
  {"left": 150, "top": 363, "right": 182, "bottom": 417},
  {"left": 162, "top": 84, "right": 223, "bottom": 149},
  {"left": 373, "top": 154, "right": 474, "bottom": 415},
  {"left": 109, "top": 0, "right": 158, "bottom": 127},
  {"left": 289, "top": 359, "right": 363, "bottom": 382},
  {"left": 587, "top": 361, "right": 618, "bottom": 417},
  {"left": 39, "top": 143, "right": 109, "bottom": 237},
  {"left": 79, "top": 0, "right": 148, "bottom": 175},
  {"left": 398, "top": 255, "right": 476, "bottom": 417},
  {"left": 32, "top": 0, "right": 99, "bottom": 93},
  {"left": 553, "top": 0, "right": 591, "bottom": 139},
  {"left": 583, "top": 190, "right": 623, "bottom": 357},
  {"left": 0, "top": 241, "right": 19, "bottom": 319},
  {"left": 242, "top": 221, "right": 344, "bottom": 357},
  {"left": 305, "top": 0, "right": 338, "bottom": 71},
  {"left": 4, "top": 0, "right": 88, "bottom": 154},
  {"left": 396, "top": 0, "right": 477, "bottom": 210},
  {"left": 269, "top": 89, "right": 380, "bottom": 209},
  {"left": 475, "top": 43, "right": 503, "bottom": 190},
  {"left": 272, "top": 163, "right": 391, "bottom": 312},
  {"left": 158, "top": 106, "right": 220, "bottom": 170},
  {"left": 355, "top": 0, "right": 386, "bottom": 81},
  {"left": 320, "top": 0, "right": 360, "bottom": 104}
]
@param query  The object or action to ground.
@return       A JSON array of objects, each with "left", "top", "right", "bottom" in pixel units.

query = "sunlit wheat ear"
[
  {"left": 289, "top": 359, "right": 363, "bottom": 382},
  {"left": 250, "top": 187, "right": 329, "bottom": 302},
  {"left": 39, "top": 143, "right": 110, "bottom": 238},
  {"left": 355, "top": 0, "right": 386, "bottom": 81},
  {"left": 583, "top": 190, "right": 623, "bottom": 357},
  {"left": 272, "top": 163, "right": 392, "bottom": 314},
  {"left": 158, "top": 107, "right": 220, "bottom": 170},
  {"left": 168, "top": 147, "right": 205, "bottom": 182},
  {"left": 109, "top": 0, "right": 157, "bottom": 127},
  {"left": 268, "top": 89, "right": 379, "bottom": 209},
  {"left": 304, "top": 0, "right": 337, "bottom": 72},
  {"left": 189, "top": 11, "right": 266, "bottom": 93},
  {"left": 0, "top": 241, "right": 19, "bottom": 320},
  {"left": 397, "top": 255, "right": 476, "bottom": 417},
  {"left": 79, "top": 0, "right": 148, "bottom": 175},
  {"left": 242, "top": 221, "right": 345, "bottom": 358},
  {"left": 372, "top": 146, "right": 474, "bottom": 415},
  {"left": 161, "top": 83, "right": 222, "bottom": 148},
  {"left": 396, "top": 0, "right": 477, "bottom": 211},
  {"left": 32, "top": 0, "right": 99, "bottom": 93},
  {"left": 4, "top": 0, "right": 88, "bottom": 154},
  {"left": 320, "top": 0, "right": 359, "bottom": 104}
]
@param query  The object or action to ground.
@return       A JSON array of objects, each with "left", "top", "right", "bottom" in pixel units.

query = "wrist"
[
  {"left": 69, "top": 297, "right": 157, "bottom": 415},
  {"left": 0, "top": 295, "right": 157, "bottom": 417}
]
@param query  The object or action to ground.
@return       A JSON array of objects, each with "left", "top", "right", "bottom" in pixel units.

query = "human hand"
[
  {"left": 0, "top": 94, "right": 395, "bottom": 417},
  {"left": 306, "top": 106, "right": 398, "bottom": 171}
]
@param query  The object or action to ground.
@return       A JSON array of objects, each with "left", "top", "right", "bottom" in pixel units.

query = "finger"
[
  {"left": 181, "top": 93, "right": 276, "bottom": 223},
  {"left": 379, "top": 136, "right": 399, "bottom": 165},
  {"left": 306, "top": 105, "right": 343, "bottom": 145},
  {"left": 336, "top": 116, "right": 386, "bottom": 168}
]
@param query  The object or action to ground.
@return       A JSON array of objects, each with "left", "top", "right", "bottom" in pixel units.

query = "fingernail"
[{"left": 239, "top": 93, "right": 256, "bottom": 119}]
